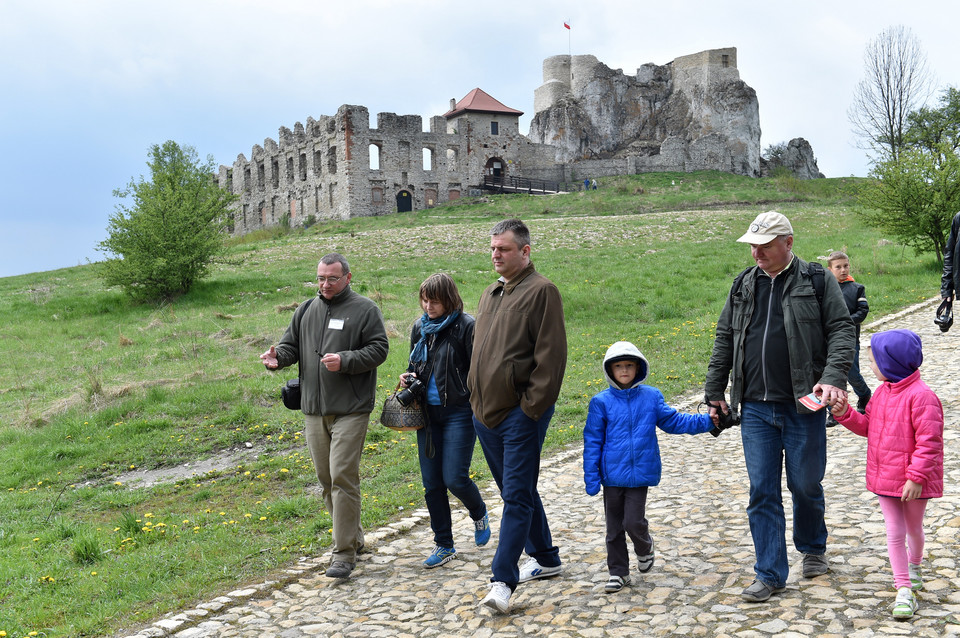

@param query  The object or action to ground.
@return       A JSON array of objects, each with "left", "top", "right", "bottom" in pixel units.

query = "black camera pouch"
[{"left": 281, "top": 378, "right": 301, "bottom": 410}]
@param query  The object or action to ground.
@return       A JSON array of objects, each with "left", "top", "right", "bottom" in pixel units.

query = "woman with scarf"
[{"left": 399, "top": 273, "right": 490, "bottom": 568}]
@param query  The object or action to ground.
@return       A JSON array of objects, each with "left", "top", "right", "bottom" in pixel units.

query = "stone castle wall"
[
  {"left": 219, "top": 104, "right": 557, "bottom": 234},
  {"left": 220, "top": 48, "right": 778, "bottom": 234}
]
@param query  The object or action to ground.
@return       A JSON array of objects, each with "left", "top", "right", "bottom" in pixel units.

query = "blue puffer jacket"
[{"left": 583, "top": 341, "right": 713, "bottom": 495}]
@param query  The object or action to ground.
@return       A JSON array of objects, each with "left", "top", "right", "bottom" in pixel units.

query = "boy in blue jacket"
[{"left": 583, "top": 341, "right": 715, "bottom": 593}]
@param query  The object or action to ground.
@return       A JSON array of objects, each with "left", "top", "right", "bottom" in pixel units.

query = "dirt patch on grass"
[{"left": 111, "top": 445, "right": 267, "bottom": 488}]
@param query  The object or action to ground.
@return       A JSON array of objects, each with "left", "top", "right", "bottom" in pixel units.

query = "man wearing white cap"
[{"left": 704, "top": 211, "right": 855, "bottom": 602}]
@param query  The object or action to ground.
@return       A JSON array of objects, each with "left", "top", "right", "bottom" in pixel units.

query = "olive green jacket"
[
  {"left": 274, "top": 286, "right": 389, "bottom": 416},
  {"left": 704, "top": 257, "right": 855, "bottom": 414}
]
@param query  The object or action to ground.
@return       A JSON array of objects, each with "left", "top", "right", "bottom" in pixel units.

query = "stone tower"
[{"left": 529, "top": 48, "right": 761, "bottom": 176}]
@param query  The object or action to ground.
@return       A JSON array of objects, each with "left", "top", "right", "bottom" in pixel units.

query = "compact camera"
[
  {"left": 934, "top": 299, "right": 953, "bottom": 333},
  {"left": 396, "top": 377, "right": 425, "bottom": 406},
  {"left": 709, "top": 406, "right": 741, "bottom": 437}
]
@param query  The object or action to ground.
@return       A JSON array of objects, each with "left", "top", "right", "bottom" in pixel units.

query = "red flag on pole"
[{"left": 564, "top": 21, "right": 571, "bottom": 29}]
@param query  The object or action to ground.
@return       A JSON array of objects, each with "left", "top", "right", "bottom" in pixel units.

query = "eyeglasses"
[{"left": 316, "top": 276, "right": 343, "bottom": 284}]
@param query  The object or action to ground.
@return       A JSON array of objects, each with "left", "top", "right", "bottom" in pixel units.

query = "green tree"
[
  {"left": 762, "top": 142, "right": 787, "bottom": 163},
  {"left": 98, "top": 141, "right": 236, "bottom": 301},
  {"left": 858, "top": 87, "right": 960, "bottom": 264},
  {"left": 904, "top": 86, "right": 960, "bottom": 159},
  {"left": 859, "top": 148, "right": 960, "bottom": 262}
]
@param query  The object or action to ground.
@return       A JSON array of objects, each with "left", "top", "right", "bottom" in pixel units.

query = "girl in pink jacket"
[{"left": 830, "top": 329, "right": 944, "bottom": 620}]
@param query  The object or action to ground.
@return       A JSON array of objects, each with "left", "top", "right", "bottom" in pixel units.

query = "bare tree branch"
[{"left": 848, "top": 25, "right": 934, "bottom": 163}]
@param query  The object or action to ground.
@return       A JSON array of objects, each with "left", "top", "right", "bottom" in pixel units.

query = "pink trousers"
[{"left": 878, "top": 495, "right": 927, "bottom": 589}]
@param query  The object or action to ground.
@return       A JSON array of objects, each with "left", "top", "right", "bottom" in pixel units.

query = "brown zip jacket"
[{"left": 468, "top": 262, "right": 567, "bottom": 428}]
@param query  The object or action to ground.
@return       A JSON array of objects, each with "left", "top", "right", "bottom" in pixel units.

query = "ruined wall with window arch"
[{"left": 218, "top": 104, "right": 556, "bottom": 235}]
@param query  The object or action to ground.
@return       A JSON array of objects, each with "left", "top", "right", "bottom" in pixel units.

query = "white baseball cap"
[{"left": 737, "top": 211, "right": 793, "bottom": 244}]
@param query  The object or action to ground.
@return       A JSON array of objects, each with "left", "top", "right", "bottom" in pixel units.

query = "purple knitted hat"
[{"left": 870, "top": 329, "right": 923, "bottom": 382}]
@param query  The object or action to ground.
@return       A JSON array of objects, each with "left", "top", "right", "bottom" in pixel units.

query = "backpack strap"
[
  {"left": 807, "top": 261, "right": 825, "bottom": 305},
  {"left": 731, "top": 266, "right": 754, "bottom": 298}
]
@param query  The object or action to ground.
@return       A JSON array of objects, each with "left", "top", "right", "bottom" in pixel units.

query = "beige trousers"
[{"left": 303, "top": 412, "right": 369, "bottom": 563}]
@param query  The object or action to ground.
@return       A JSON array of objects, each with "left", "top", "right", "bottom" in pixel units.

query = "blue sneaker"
[
  {"left": 474, "top": 513, "right": 491, "bottom": 546},
  {"left": 423, "top": 546, "right": 456, "bottom": 569}
]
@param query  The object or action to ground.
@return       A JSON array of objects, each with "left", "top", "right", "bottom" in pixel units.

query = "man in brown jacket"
[{"left": 469, "top": 219, "right": 567, "bottom": 613}]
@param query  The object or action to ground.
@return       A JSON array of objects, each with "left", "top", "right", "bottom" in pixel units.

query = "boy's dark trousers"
[{"left": 603, "top": 485, "right": 653, "bottom": 577}]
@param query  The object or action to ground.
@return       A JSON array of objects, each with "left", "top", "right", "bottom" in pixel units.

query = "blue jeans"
[
  {"left": 848, "top": 339, "right": 871, "bottom": 398},
  {"left": 474, "top": 405, "right": 560, "bottom": 589},
  {"left": 740, "top": 401, "right": 828, "bottom": 588},
  {"left": 417, "top": 405, "right": 487, "bottom": 548}
]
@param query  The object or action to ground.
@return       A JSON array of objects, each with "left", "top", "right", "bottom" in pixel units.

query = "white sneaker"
[
  {"left": 518, "top": 557, "right": 562, "bottom": 583},
  {"left": 892, "top": 586, "right": 918, "bottom": 619},
  {"left": 481, "top": 581, "right": 512, "bottom": 613}
]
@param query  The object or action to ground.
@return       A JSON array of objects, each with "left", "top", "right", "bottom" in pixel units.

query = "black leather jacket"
[
  {"left": 942, "top": 211, "right": 960, "bottom": 299},
  {"left": 407, "top": 313, "right": 474, "bottom": 408}
]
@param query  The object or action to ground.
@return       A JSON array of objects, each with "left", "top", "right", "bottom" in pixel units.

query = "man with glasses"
[{"left": 260, "top": 252, "right": 388, "bottom": 579}]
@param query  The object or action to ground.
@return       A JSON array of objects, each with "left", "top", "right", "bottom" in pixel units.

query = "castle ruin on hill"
[{"left": 218, "top": 47, "right": 816, "bottom": 235}]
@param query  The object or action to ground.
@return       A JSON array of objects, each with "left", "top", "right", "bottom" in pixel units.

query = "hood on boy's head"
[
  {"left": 870, "top": 329, "right": 923, "bottom": 382},
  {"left": 602, "top": 341, "right": 649, "bottom": 388}
]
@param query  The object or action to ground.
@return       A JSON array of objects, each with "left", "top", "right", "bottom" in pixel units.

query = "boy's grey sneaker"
[
  {"left": 637, "top": 542, "right": 655, "bottom": 573},
  {"left": 325, "top": 560, "right": 354, "bottom": 579},
  {"left": 908, "top": 562, "right": 923, "bottom": 591},
  {"left": 423, "top": 546, "right": 456, "bottom": 569},
  {"left": 802, "top": 553, "right": 829, "bottom": 578},
  {"left": 481, "top": 581, "right": 512, "bottom": 613},
  {"left": 741, "top": 579, "right": 786, "bottom": 602},
  {"left": 604, "top": 574, "right": 631, "bottom": 593},
  {"left": 518, "top": 557, "right": 562, "bottom": 583}
]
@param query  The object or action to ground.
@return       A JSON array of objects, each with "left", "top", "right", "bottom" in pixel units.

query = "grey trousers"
[{"left": 304, "top": 412, "right": 369, "bottom": 563}]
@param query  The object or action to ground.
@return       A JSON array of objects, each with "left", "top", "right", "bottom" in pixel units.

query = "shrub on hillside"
[{"left": 98, "top": 141, "right": 237, "bottom": 302}]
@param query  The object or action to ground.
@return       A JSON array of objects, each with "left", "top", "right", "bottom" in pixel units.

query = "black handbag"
[
  {"left": 379, "top": 383, "right": 427, "bottom": 431},
  {"left": 281, "top": 378, "right": 301, "bottom": 410}
]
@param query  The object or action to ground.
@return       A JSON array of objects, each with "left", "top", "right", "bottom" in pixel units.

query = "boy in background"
[{"left": 827, "top": 251, "right": 871, "bottom": 425}]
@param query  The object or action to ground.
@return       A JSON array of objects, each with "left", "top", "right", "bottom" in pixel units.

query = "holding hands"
[{"left": 829, "top": 394, "right": 849, "bottom": 418}]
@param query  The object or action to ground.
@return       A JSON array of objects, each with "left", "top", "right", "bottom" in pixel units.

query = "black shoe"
[
  {"left": 856, "top": 391, "right": 871, "bottom": 414},
  {"left": 741, "top": 579, "right": 786, "bottom": 602},
  {"left": 826, "top": 415, "right": 838, "bottom": 428},
  {"left": 802, "top": 553, "right": 829, "bottom": 578},
  {"left": 325, "top": 560, "right": 354, "bottom": 579}
]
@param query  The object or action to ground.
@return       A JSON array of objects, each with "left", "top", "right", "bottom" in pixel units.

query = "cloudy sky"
[{"left": 2, "top": 0, "right": 958, "bottom": 279}]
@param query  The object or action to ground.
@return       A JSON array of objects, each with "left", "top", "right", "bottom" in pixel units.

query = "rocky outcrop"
[
  {"left": 529, "top": 50, "right": 761, "bottom": 177},
  {"left": 760, "top": 137, "right": 824, "bottom": 179}
]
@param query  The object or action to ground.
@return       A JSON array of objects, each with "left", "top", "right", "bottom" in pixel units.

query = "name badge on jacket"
[{"left": 328, "top": 318, "right": 345, "bottom": 330}]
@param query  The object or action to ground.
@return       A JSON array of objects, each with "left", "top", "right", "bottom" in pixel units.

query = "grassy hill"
[{"left": 0, "top": 171, "right": 939, "bottom": 636}]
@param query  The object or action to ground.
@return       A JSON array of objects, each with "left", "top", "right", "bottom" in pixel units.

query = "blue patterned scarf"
[{"left": 409, "top": 311, "right": 460, "bottom": 363}]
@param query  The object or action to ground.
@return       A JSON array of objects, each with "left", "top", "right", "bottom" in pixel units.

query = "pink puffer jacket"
[{"left": 837, "top": 370, "right": 944, "bottom": 498}]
